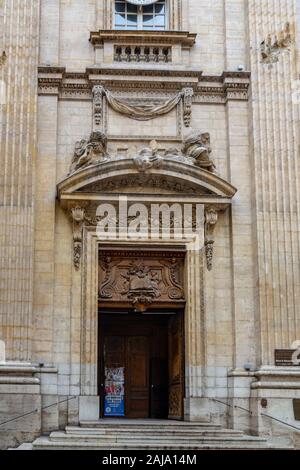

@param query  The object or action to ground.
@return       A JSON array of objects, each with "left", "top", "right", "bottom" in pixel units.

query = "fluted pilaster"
[
  {"left": 248, "top": 0, "right": 300, "bottom": 364},
  {"left": 0, "top": 0, "right": 40, "bottom": 361}
]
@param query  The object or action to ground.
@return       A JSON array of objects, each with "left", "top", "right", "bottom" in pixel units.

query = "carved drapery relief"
[
  {"left": 99, "top": 251, "right": 185, "bottom": 312},
  {"left": 260, "top": 22, "right": 293, "bottom": 65},
  {"left": 93, "top": 85, "right": 193, "bottom": 125},
  {"left": 69, "top": 131, "right": 109, "bottom": 174},
  {"left": 182, "top": 131, "right": 216, "bottom": 172},
  {"left": 204, "top": 208, "right": 218, "bottom": 271}
]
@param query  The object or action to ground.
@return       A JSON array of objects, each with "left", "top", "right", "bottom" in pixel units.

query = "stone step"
[
  {"left": 50, "top": 432, "right": 251, "bottom": 443},
  {"left": 80, "top": 420, "right": 221, "bottom": 430},
  {"left": 33, "top": 426, "right": 270, "bottom": 450},
  {"left": 32, "top": 434, "right": 269, "bottom": 450},
  {"left": 65, "top": 426, "right": 245, "bottom": 438}
]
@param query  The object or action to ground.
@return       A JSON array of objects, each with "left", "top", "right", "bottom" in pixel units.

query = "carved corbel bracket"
[
  {"left": 92, "top": 84, "right": 104, "bottom": 129},
  {"left": 71, "top": 206, "right": 86, "bottom": 270},
  {"left": 204, "top": 208, "right": 218, "bottom": 271},
  {"left": 182, "top": 87, "right": 194, "bottom": 127}
]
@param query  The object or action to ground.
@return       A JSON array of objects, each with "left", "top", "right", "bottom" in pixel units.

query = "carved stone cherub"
[
  {"left": 69, "top": 131, "right": 108, "bottom": 174},
  {"left": 182, "top": 131, "right": 216, "bottom": 172},
  {"left": 133, "top": 140, "right": 163, "bottom": 172}
]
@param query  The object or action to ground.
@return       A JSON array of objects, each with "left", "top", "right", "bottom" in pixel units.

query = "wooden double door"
[{"left": 99, "top": 311, "right": 184, "bottom": 419}]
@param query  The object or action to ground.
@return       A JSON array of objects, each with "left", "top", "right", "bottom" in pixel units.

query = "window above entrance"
[
  {"left": 90, "top": 0, "right": 196, "bottom": 66},
  {"left": 115, "top": 0, "right": 167, "bottom": 31}
]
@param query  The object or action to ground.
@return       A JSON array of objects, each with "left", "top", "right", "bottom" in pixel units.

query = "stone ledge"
[
  {"left": 38, "top": 66, "right": 250, "bottom": 102},
  {"left": 251, "top": 381, "right": 300, "bottom": 390},
  {"left": 90, "top": 30, "right": 197, "bottom": 48}
]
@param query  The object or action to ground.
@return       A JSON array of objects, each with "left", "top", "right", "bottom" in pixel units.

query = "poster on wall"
[{"left": 104, "top": 367, "right": 125, "bottom": 417}]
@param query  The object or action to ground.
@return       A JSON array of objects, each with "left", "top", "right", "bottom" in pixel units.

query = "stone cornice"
[
  {"left": 90, "top": 29, "right": 197, "bottom": 48},
  {"left": 38, "top": 66, "right": 250, "bottom": 103}
]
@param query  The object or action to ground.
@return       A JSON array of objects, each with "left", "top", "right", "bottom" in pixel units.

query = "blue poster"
[{"left": 104, "top": 367, "right": 125, "bottom": 417}]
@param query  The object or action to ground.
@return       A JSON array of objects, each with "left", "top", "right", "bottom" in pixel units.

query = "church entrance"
[{"left": 99, "top": 310, "right": 184, "bottom": 420}]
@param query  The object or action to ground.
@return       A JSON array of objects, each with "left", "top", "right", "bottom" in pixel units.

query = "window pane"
[
  {"left": 115, "top": 13, "right": 126, "bottom": 25},
  {"left": 143, "top": 15, "right": 154, "bottom": 25},
  {"left": 127, "top": 14, "right": 138, "bottom": 25},
  {"left": 155, "top": 4, "right": 165, "bottom": 14},
  {"left": 115, "top": 3, "right": 125, "bottom": 13},
  {"left": 127, "top": 3, "right": 138, "bottom": 13},
  {"left": 155, "top": 15, "right": 165, "bottom": 26},
  {"left": 143, "top": 5, "right": 153, "bottom": 14}
]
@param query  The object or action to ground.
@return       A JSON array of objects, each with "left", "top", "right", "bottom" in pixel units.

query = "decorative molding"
[
  {"left": 204, "top": 208, "right": 218, "bottom": 271},
  {"left": 58, "top": 158, "right": 237, "bottom": 202},
  {"left": 38, "top": 67, "right": 250, "bottom": 104},
  {"left": 89, "top": 30, "right": 197, "bottom": 48}
]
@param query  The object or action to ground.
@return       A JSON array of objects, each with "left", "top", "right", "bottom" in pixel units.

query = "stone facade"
[{"left": 0, "top": 0, "right": 300, "bottom": 450}]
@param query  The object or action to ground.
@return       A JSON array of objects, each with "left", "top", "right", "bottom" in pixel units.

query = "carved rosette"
[{"left": 204, "top": 208, "right": 218, "bottom": 271}]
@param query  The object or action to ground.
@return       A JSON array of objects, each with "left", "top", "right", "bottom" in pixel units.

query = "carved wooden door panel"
[
  {"left": 168, "top": 312, "right": 184, "bottom": 420},
  {"left": 126, "top": 336, "right": 149, "bottom": 418}
]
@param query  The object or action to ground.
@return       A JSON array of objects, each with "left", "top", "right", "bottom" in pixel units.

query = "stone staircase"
[{"left": 28, "top": 419, "right": 275, "bottom": 450}]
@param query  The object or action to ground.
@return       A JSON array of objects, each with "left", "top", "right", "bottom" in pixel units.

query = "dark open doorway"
[{"left": 98, "top": 310, "right": 184, "bottom": 420}]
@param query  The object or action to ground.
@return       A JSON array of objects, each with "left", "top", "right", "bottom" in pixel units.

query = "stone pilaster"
[
  {"left": 248, "top": 0, "right": 300, "bottom": 364},
  {"left": 224, "top": 0, "right": 247, "bottom": 70},
  {"left": 0, "top": 0, "right": 40, "bottom": 361},
  {"left": 39, "top": 0, "right": 60, "bottom": 66}
]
